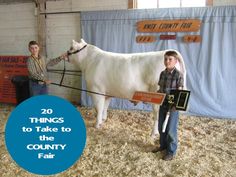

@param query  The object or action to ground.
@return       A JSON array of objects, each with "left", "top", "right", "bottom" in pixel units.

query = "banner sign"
[
  {"left": 183, "top": 35, "right": 201, "bottom": 43},
  {"left": 160, "top": 34, "right": 176, "bottom": 40},
  {"left": 137, "top": 19, "right": 201, "bottom": 33},
  {"left": 0, "top": 56, "right": 28, "bottom": 104},
  {"left": 132, "top": 91, "right": 166, "bottom": 105},
  {"left": 136, "top": 35, "right": 156, "bottom": 43}
]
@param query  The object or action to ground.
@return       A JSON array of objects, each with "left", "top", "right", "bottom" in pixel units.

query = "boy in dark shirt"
[{"left": 152, "top": 50, "right": 184, "bottom": 161}]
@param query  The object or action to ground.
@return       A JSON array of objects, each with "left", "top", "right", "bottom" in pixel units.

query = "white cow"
[{"left": 68, "top": 39, "right": 186, "bottom": 137}]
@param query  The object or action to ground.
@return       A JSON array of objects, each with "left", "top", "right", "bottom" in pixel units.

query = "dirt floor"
[{"left": 0, "top": 104, "right": 236, "bottom": 177}]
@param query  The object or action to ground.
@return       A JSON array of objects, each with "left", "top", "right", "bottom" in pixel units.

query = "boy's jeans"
[
  {"left": 29, "top": 80, "right": 48, "bottom": 96},
  {"left": 158, "top": 105, "right": 179, "bottom": 155}
]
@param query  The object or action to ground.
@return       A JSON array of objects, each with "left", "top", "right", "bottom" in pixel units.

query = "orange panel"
[
  {"left": 136, "top": 35, "right": 156, "bottom": 43},
  {"left": 160, "top": 34, "right": 176, "bottom": 40},
  {"left": 183, "top": 35, "right": 201, "bottom": 43},
  {"left": 0, "top": 56, "right": 28, "bottom": 104}
]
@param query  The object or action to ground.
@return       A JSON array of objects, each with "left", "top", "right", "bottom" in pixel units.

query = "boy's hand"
[
  {"left": 171, "top": 106, "right": 176, "bottom": 111},
  {"left": 45, "top": 80, "right": 51, "bottom": 85},
  {"left": 60, "top": 53, "right": 68, "bottom": 60}
]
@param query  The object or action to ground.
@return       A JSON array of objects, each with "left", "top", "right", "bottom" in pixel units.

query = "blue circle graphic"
[{"left": 5, "top": 95, "right": 86, "bottom": 175}]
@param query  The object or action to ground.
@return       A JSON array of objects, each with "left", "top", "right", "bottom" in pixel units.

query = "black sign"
[{"left": 169, "top": 90, "right": 190, "bottom": 111}]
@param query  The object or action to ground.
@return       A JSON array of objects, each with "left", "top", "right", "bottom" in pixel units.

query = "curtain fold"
[{"left": 80, "top": 6, "right": 236, "bottom": 119}]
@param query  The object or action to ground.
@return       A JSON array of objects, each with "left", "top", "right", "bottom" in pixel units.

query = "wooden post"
[
  {"left": 128, "top": 0, "right": 137, "bottom": 9},
  {"left": 206, "top": 0, "right": 213, "bottom": 6},
  {"left": 35, "top": 0, "right": 47, "bottom": 57}
]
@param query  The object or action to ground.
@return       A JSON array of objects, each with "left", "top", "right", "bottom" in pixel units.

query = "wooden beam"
[
  {"left": 36, "top": 0, "right": 47, "bottom": 56},
  {"left": 128, "top": 0, "right": 137, "bottom": 9},
  {"left": 206, "top": 0, "right": 213, "bottom": 6}
]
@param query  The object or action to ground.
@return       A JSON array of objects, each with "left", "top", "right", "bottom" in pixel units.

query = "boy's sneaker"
[
  {"left": 151, "top": 147, "right": 166, "bottom": 153},
  {"left": 163, "top": 154, "right": 174, "bottom": 161}
]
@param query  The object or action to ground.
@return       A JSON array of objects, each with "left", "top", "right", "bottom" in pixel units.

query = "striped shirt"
[
  {"left": 27, "top": 55, "right": 63, "bottom": 82},
  {"left": 158, "top": 67, "right": 184, "bottom": 94}
]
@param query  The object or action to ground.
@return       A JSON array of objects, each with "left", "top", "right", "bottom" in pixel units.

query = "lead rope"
[
  {"left": 59, "top": 59, "right": 66, "bottom": 86},
  {"left": 50, "top": 82, "right": 114, "bottom": 97},
  {"left": 51, "top": 55, "right": 114, "bottom": 98}
]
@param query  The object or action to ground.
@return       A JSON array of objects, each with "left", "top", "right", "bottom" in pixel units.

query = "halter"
[
  {"left": 59, "top": 45, "right": 87, "bottom": 86},
  {"left": 67, "top": 45, "right": 87, "bottom": 56}
]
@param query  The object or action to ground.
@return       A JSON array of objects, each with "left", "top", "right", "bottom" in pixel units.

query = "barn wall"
[{"left": 0, "top": 3, "right": 37, "bottom": 55}]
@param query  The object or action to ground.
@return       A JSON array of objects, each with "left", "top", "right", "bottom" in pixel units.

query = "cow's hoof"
[
  {"left": 95, "top": 124, "right": 102, "bottom": 129},
  {"left": 151, "top": 133, "right": 157, "bottom": 139}
]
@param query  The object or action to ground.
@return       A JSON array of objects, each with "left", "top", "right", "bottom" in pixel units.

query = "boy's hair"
[
  {"left": 28, "top": 40, "right": 39, "bottom": 48},
  {"left": 164, "top": 50, "right": 178, "bottom": 59}
]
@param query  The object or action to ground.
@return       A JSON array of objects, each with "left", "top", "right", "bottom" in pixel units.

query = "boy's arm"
[{"left": 46, "top": 53, "right": 68, "bottom": 68}]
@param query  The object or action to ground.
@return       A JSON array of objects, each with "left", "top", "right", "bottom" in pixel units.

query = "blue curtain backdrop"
[{"left": 80, "top": 6, "right": 236, "bottom": 119}]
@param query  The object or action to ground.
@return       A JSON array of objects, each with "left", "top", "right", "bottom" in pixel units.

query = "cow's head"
[
  {"left": 68, "top": 39, "right": 87, "bottom": 55},
  {"left": 67, "top": 39, "right": 88, "bottom": 64}
]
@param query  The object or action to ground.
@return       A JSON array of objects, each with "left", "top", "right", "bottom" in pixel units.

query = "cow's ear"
[
  {"left": 80, "top": 38, "right": 86, "bottom": 43},
  {"left": 72, "top": 39, "right": 77, "bottom": 46}
]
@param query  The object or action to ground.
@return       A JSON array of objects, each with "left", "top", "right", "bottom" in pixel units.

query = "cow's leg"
[
  {"left": 102, "top": 97, "right": 111, "bottom": 122},
  {"left": 92, "top": 95, "right": 105, "bottom": 128},
  {"left": 149, "top": 84, "right": 160, "bottom": 138},
  {"left": 151, "top": 104, "right": 159, "bottom": 138}
]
